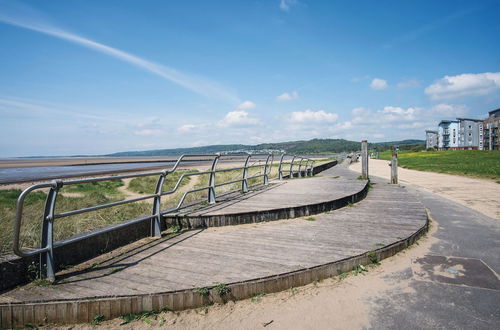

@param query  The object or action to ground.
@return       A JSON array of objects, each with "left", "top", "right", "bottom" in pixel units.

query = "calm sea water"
[{"left": 0, "top": 161, "right": 179, "bottom": 184}]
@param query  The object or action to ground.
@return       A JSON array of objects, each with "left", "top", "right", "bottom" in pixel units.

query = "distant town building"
[
  {"left": 425, "top": 130, "right": 438, "bottom": 149},
  {"left": 483, "top": 108, "right": 500, "bottom": 150},
  {"left": 438, "top": 120, "right": 459, "bottom": 150},
  {"left": 428, "top": 108, "right": 500, "bottom": 151},
  {"left": 456, "top": 118, "right": 483, "bottom": 150}
]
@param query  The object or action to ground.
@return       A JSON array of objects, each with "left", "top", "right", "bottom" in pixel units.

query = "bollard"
[
  {"left": 361, "top": 140, "right": 369, "bottom": 180},
  {"left": 391, "top": 152, "right": 398, "bottom": 184}
]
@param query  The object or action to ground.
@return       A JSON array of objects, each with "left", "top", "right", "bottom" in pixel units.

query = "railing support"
[
  {"left": 242, "top": 155, "right": 251, "bottom": 192},
  {"left": 297, "top": 157, "right": 305, "bottom": 178},
  {"left": 263, "top": 154, "right": 272, "bottom": 185},
  {"left": 391, "top": 151, "right": 398, "bottom": 184},
  {"left": 278, "top": 154, "right": 285, "bottom": 180},
  {"left": 289, "top": 155, "right": 297, "bottom": 178},
  {"left": 152, "top": 170, "right": 167, "bottom": 237},
  {"left": 40, "top": 179, "right": 63, "bottom": 282},
  {"left": 304, "top": 160, "right": 311, "bottom": 177},
  {"left": 361, "top": 140, "right": 369, "bottom": 180},
  {"left": 208, "top": 155, "right": 220, "bottom": 204}
]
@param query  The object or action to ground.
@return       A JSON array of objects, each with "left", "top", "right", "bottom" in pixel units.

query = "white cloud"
[
  {"left": 276, "top": 91, "right": 299, "bottom": 102},
  {"left": 177, "top": 124, "right": 197, "bottom": 133},
  {"left": 0, "top": 3, "right": 239, "bottom": 103},
  {"left": 431, "top": 103, "right": 468, "bottom": 117},
  {"left": 380, "top": 106, "right": 418, "bottom": 121},
  {"left": 370, "top": 78, "right": 388, "bottom": 90},
  {"left": 289, "top": 109, "right": 338, "bottom": 123},
  {"left": 280, "top": 0, "right": 298, "bottom": 11},
  {"left": 425, "top": 72, "right": 500, "bottom": 100},
  {"left": 218, "top": 110, "right": 260, "bottom": 127},
  {"left": 236, "top": 100, "right": 256, "bottom": 111}
]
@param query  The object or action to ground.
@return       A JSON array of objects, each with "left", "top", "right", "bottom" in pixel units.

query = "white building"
[
  {"left": 425, "top": 130, "right": 438, "bottom": 149},
  {"left": 438, "top": 120, "right": 459, "bottom": 150}
]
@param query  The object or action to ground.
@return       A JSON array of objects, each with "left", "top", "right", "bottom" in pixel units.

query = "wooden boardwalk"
[
  {"left": 1, "top": 186, "right": 426, "bottom": 303},
  {"left": 0, "top": 164, "right": 428, "bottom": 327}
]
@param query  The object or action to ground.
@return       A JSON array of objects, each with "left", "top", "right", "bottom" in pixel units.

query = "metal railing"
[{"left": 13, "top": 153, "right": 315, "bottom": 281}]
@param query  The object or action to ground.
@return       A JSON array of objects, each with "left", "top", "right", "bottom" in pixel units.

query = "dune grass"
[
  {"left": 128, "top": 170, "right": 198, "bottom": 194},
  {"left": 378, "top": 150, "right": 500, "bottom": 180}
]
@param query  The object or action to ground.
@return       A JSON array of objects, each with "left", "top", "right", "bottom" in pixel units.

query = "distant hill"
[{"left": 105, "top": 138, "right": 424, "bottom": 157}]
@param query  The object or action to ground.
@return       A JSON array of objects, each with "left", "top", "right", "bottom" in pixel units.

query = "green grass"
[
  {"left": 128, "top": 170, "right": 198, "bottom": 194},
  {"left": 378, "top": 150, "right": 500, "bottom": 180},
  {"left": 61, "top": 179, "right": 124, "bottom": 196},
  {"left": 0, "top": 184, "right": 150, "bottom": 257}
]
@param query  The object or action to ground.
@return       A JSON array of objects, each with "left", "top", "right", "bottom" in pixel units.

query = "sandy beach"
[{"left": 350, "top": 159, "right": 500, "bottom": 221}]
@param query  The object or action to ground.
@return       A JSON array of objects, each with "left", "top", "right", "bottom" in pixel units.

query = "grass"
[
  {"left": 378, "top": 150, "right": 500, "bottom": 180},
  {"left": 62, "top": 179, "right": 124, "bottom": 197},
  {"left": 0, "top": 184, "right": 151, "bottom": 256},
  {"left": 128, "top": 170, "right": 198, "bottom": 194},
  {"left": 305, "top": 217, "right": 316, "bottom": 221}
]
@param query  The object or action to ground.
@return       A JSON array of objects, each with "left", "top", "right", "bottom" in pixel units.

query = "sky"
[{"left": 0, "top": 0, "right": 499, "bottom": 157}]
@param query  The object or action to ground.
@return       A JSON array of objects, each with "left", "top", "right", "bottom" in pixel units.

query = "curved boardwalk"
[{"left": 0, "top": 164, "right": 428, "bottom": 327}]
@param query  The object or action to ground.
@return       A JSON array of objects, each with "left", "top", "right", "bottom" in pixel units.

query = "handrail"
[{"left": 13, "top": 152, "right": 316, "bottom": 281}]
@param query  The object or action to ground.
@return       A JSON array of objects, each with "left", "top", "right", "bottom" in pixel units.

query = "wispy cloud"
[
  {"left": 279, "top": 0, "right": 298, "bottom": 12},
  {"left": 0, "top": 2, "right": 240, "bottom": 103},
  {"left": 276, "top": 91, "right": 299, "bottom": 101},
  {"left": 370, "top": 78, "right": 388, "bottom": 90}
]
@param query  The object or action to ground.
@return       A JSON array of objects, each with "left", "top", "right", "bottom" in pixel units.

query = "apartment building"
[
  {"left": 425, "top": 130, "right": 438, "bottom": 149},
  {"left": 438, "top": 120, "right": 459, "bottom": 150},
  {"left": 456, "top": 118, "right": 483, "bottom": 150},
  {"left": 483, "top": 108, "right": 500, "bottom": 150}
]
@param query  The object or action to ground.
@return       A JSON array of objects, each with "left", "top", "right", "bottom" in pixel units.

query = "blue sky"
[{"left": 1, "top": 0, "right": 499, "bottom": 157}]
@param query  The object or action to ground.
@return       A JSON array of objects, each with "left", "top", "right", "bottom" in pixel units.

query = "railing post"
[
  {"left": 40, "top": 179, "right": 62, "bottom": 282},
  {"left": 391, "top": 151, "right": 398, "bottom": 184},
  {"left": 208, "top": 155, "right": 219, "bottom": 204},
  {"left": 242, "top": 155, "right": 251, "bottom": 192},
  {"left": 278, "top": 154, "right": 284, "bottom": 180},
  {"left": 289, "top": 155, "right": 297, "bottom": 178},
  {"left": 361, "top": 140, "right": 369, "bottom": 180},
  {"left": 263, "top": 154, "right": 272, "bottom": 185},
  {"left": 297, "top": 158, "right": 304, "bottom": 178},
  {"left": 152, "top": 170, "right": 167, "bottom": 237},
  {"left": 310, "top": 160, "right": 315, "bottom": 176},
  {"left": 304, "top": 160, "right": 310, "bottom": 177},
  {"left": 278, "top": 153, "right": 285, "bottom": 180}
]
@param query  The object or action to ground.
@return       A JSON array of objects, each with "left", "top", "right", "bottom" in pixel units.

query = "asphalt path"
[{"left": 367, "top": 174, "right": 500, "bottom": 329}]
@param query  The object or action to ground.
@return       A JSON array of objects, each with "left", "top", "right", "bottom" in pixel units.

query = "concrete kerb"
[{"left": 0, "top": 211, "right": 429, "bottom": 328}]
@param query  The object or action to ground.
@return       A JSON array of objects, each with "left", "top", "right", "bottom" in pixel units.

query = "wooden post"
[
  {"left": 361, "top": 140, "right": 368, "bottom": 180},
  {"left": 391, "top": 151, "right": 398, "bottom": 184}
]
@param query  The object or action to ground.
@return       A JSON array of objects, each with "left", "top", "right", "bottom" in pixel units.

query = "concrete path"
[
  {"left": 365, "top": 170, "right": 500, "bottom": 329},
  {"left": 350, "top": 159, "right": 500, "bottom": 220}
]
